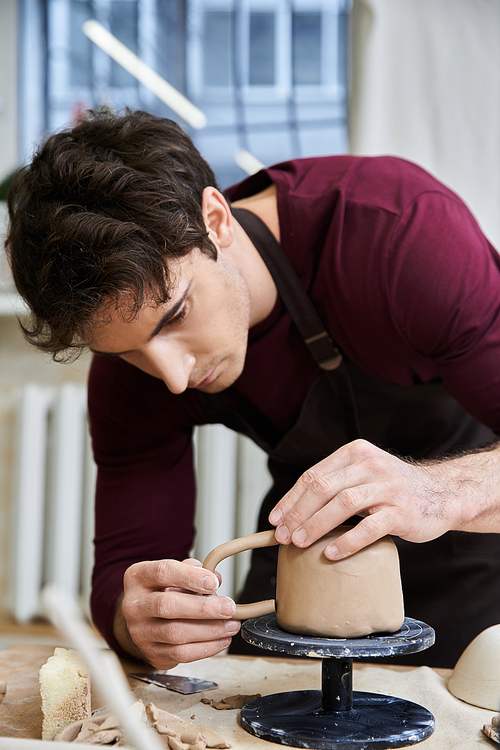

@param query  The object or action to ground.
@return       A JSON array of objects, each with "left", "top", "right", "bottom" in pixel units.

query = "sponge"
[{"left": 39, "top": 647, "right": 91, "bottom": 741}]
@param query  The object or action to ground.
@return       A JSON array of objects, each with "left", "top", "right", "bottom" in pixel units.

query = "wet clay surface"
[
  {"left": 276, "top": 527, "right": 405, "bottom": 637},
  {"left": 204, "top": 526, "right": 405, "bottom": 637}
]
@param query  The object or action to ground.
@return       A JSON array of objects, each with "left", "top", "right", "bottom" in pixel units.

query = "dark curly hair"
[{"left": 6, "top": 109, "right": 220, "bottom": 361}]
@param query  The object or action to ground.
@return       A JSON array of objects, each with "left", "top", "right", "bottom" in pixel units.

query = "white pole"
[
  {"left": 41, "top": 585, "right": 164, "bottom": 750},
  {"left": 235, "top": 149, "right": 265, "bottom": 175},
  {"left": 82, "top": 20, "right": 207, "bottom": 130}
]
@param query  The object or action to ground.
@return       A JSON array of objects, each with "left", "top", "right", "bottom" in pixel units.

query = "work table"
[{"left": 0, "top": 643, "right": 494, "bottom": 748}]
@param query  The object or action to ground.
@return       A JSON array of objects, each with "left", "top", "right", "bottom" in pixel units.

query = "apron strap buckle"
[{"left": 305, "top": 331, "right": 343, "bottom": 371}]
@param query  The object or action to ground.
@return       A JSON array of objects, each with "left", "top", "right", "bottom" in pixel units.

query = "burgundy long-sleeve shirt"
[{"left": 88, "top": 155, "right": 500, "bottom": 653}]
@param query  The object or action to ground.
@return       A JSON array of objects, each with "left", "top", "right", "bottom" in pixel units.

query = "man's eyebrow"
[
  {"left": 90, "top": 283, "right": 191, "bottom": 357},
  {"left": 148, "top": 283, "right": 191, "bottom": 340}
]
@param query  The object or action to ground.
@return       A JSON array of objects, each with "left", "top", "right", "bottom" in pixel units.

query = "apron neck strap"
[
  {"left": 231, "top": 207, "right": 342, "bottom": 371},
  {"left": 231, "top": 206, "right": 361, "bottom": 441}
]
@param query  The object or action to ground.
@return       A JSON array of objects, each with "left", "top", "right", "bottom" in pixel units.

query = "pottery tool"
[
  {"left": 239, "top": 614, "right": 436, "bottom": 749},
  {"left": 129, "top": 672, "right": 217, "bottom": 694}
]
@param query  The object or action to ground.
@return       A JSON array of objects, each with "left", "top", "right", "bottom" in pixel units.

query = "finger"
[
  {"left": 182, "top": 558, "right": 223, "bottom": 586},
  {"left": 268, "top": 449, "right": 351, "bottom": 527},
  {"left": 274, "top": 459, "right": 377, "bottom": 543},
  {"left": 128, "top": 589, "right": 237, "bottom": 621},
  {"left": 144, "top": 616, "right": 241, "bottom": 647},
  {"left": 287, "top": 483, "right": 380, "bottom": 548},
  {"left": 145, "top": 635, "right": 235, "bottom": 670},
  {"left": 125, "top": 559, "right": 220, "bottom": 595},
  {"left": 323, "top": 513, "right": 395, "bottom": 560},
  {"left": 269, "top": 440, "right": 375, "bottom": 531}
]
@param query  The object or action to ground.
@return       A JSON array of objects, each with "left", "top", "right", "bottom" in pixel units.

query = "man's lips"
[{"left": 193, "top": 367, "right": 217, "bottom": 389}]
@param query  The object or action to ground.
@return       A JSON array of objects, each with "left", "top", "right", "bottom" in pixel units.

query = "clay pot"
[
  {"left": 203, "top": 526, "right": 405, "bottom": 638},
  {"left": 448, "top": 624, "right": 500, "bottom": 710}
]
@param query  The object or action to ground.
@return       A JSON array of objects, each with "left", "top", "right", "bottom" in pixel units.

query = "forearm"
[{"left": 418, "top": 440, "right": 500, "bottom": 534}]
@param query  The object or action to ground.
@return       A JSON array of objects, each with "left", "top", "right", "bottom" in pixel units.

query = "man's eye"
[{"left": 168, "top": 305, "right": 188, "bottom": 326}]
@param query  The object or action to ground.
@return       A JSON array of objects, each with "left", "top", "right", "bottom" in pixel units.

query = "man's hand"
[
  {"left": 114, "top": 558, "right": 240, "bottom": 669},
  {"left": 269, "top": 438, "right": 500, "bottom": 560}
]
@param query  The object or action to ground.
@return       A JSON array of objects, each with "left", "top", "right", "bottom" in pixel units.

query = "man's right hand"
[{"left": 113, "top": 558, "right": 240, "bottom": 669}]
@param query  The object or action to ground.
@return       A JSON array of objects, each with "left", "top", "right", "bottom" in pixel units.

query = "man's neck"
[
  {"left": 231, "top": 184, "right": 280, "bottom": 243},
  {"left": 229, "top": 185, "right": 280, "bottom": 328}
]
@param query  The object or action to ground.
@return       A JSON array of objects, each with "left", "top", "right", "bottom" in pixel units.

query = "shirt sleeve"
[
  {"left": 387, "top": 190, "right": 500, "bottom": 433},
  {"left": 87, "top": 355, "right": 197, "bottom": 655}
]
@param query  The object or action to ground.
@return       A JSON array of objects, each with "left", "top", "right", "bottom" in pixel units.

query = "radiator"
[{"left": 10, "top": 383, "right": 271, "bottom": 622}]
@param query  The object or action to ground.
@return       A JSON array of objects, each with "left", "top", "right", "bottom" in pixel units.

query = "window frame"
[{"left": 187, "top": 0, "right": 347, "bottom": 105}]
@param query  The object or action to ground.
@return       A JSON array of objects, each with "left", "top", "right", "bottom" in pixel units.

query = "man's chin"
[
  {"left": 196, "top": 364, "right": 243, "bottom": 393},
  {"left": 197, "top": 377, "right": 231, "bottom": 394}
]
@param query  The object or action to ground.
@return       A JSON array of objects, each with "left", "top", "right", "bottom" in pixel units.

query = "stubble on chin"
[{"left": 199, "top": 348, "right": 248, "bottom": 393}]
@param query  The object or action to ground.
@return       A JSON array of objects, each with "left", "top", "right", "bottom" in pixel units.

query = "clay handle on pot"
[{"left": 203, "top": 530, "right": 279, "bottom": 619}]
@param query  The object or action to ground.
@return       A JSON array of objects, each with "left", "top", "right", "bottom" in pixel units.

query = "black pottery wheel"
[{"left": 240, "top": 615, "right": 436, "bottom": 749}]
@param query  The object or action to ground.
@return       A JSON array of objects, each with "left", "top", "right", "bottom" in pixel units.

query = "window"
[
  {"left": 292, "top": 13, "right": 321, "bottom": 85},
  {"left": 249, "top": 12, "right": 275, "bottom": 85},
  {"left": 203, "top": 11, "right": 233, "bottom": 87},
  {"left": 188, "top": 0, "right": 347, "bottom": 100},
  {"left": 20, "top": 0, "right": 349, "bottom": 188}
]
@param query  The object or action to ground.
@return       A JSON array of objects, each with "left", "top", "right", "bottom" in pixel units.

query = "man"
[{"left": 6, "top": 109, "right": 500, "bottom": 670}]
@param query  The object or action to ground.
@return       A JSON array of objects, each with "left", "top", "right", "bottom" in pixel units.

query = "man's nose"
[{"left": 143, "top": 340, "right": 195, "bottom": 394}]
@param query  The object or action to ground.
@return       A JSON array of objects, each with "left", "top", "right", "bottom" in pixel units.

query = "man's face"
[{"left": 87, "top": 248, "right": 252, "bottom": 394}]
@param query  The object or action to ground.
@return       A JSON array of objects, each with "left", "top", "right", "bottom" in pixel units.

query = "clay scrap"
[
  {"left": 483, "top": 714, "right": 500, "bottom": 745},
  {"left": 54, "top": 700, "right": 231, "bottom": 749},
  {"left": 148, "top": 703, "right": 230, "bottom": 748},
  {"left": 200, "top": 694, "right": 261, "bottom": 710},
  {"left": 0, "top": 679, "right": 6, "bottom": 703},
  {"left": 55, "top": 714, "right": 123, "bottom": 745}
]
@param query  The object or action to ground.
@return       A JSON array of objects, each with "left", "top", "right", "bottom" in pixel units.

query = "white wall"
[
  {"left": 350, "top": 0, "right": 500, "bottom": 250},
  {"left": 0, "top": 1, "right": 91, "bottom": 619},
  {"left": 0, "top": 0, "right": 19, "bottom": 183}
]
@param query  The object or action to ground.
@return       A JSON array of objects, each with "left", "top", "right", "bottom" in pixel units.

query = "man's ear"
[{"left": 201, "top": 187, "right": 234, "bottom": 248}]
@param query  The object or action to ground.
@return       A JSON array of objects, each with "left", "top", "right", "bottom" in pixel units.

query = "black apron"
[{"left": 199, "top": 207, "right": 499, "bottom": 669}]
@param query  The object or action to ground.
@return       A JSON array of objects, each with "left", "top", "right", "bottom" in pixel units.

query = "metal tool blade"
[{"left": 129, "top": 673, "right": 217, "bottom": 695}]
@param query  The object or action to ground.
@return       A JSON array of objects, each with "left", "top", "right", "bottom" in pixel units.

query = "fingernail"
[
  {"left": 292, "top": 528, "right": 307, "bottom": 546},
  {"left": 202, "top": 575, "right": 218, "bottom": 592},
  {"left": 219, "top": 598, "right": 236, "bottom": 617},
  {"left": 226, "top": 620, "right": 240, "bottom": 635},
  {"left": 269, "top": 509, "right": 282, "bottom": 525},
  {"left": 275, "top": 525, "right": 289, "bottom": 543},
  {"left": 325, "top": 545, "right": 339, "bottom": 560}
]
